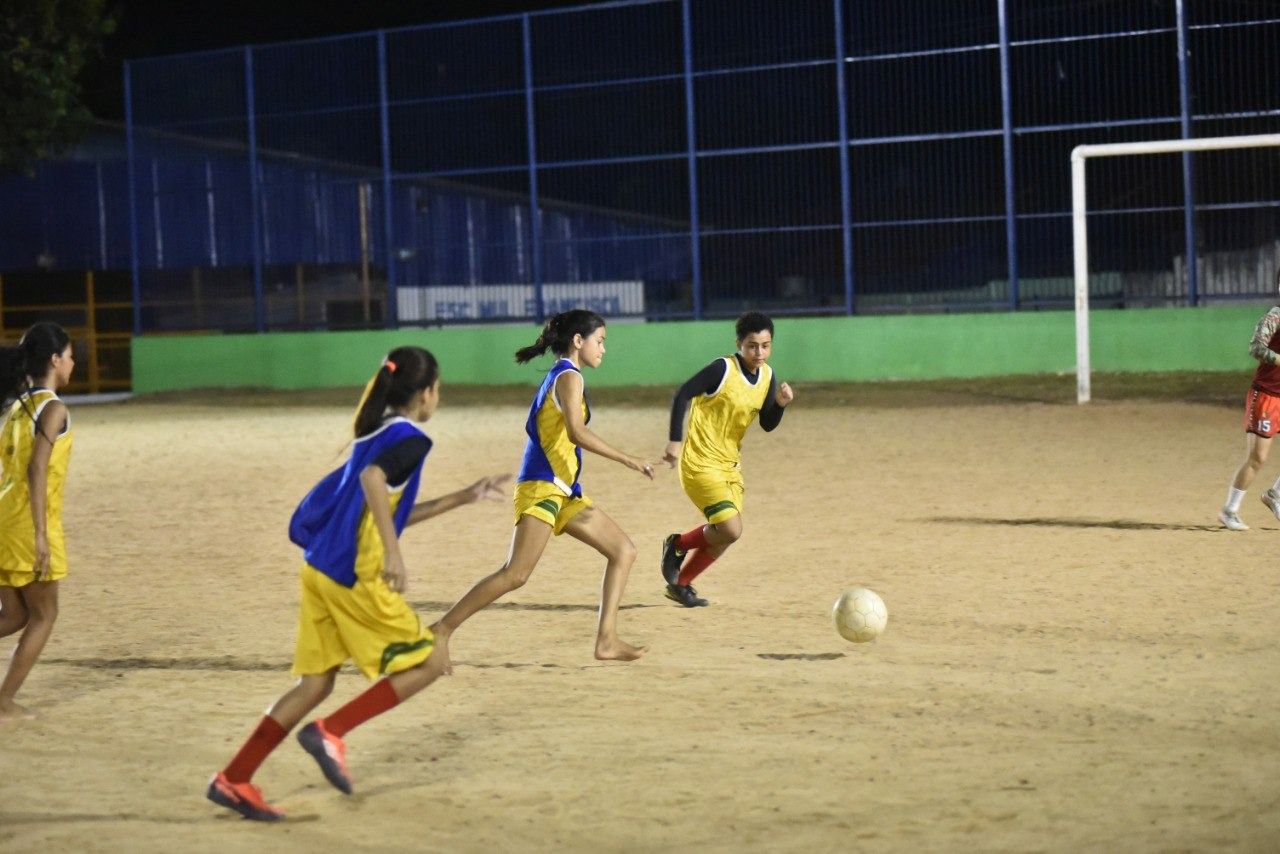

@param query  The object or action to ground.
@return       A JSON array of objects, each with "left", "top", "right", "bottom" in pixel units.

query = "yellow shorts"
[
  {"left": 514, "top": 479, "right": 593, "bottom": 535},
  {"left": 680, "top": 467, "right": 744, "bottom": 524},
  {"left": 292, "top": 563, "right": 433, "bottom": 680},
  {"left": 0, "top": 569, "right": 64, "bottom": 587}
]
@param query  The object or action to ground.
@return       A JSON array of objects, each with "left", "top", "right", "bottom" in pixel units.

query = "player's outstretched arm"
[
  {"left": 406, "top": 474, "right": 511, "bottom": 526},
  {"left": 558, "top": 371, "right": 653, "bottom": 480}
]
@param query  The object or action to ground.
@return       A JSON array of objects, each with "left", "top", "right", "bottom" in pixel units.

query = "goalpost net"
[{"left": 1071, "top": 133, "right": 1280, "bottom": 404}]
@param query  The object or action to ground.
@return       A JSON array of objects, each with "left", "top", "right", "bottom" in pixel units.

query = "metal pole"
[
  {"left": 833, "top": 0, "right": 854, "bottom": 315},
  {"left": 1071, "top": 149, "right": 1090, "bottom": 405},
  {"left": 244, "top": 47, "right": 266, "bottom": 332},
  {"left": 377, "top": 31, "right": 398, "bottom": 328},
  {"left": 85, "top": 271, "right": 100, "bottom": 394},
  {"left": 521, "top": 15, "right": 545, "bottom": 323},
  {"left": 124, "top": 61, "right": 143, "bottom": 335},
  {"left": 998, "top": 0, "right": 1019, "bottom": 310},
  {"left": 681, "top": 0, "right": 703, "bottom": 320},
  {"left": 1175, "top": 0, "right": 1197, "bottom": 306}
]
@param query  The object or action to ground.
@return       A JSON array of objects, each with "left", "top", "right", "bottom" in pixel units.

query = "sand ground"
[{"left": 1, "top": 388, "right": 1278, "bottom": 852}]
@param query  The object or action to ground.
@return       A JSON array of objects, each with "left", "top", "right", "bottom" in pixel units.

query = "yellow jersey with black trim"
[
  {"left": 682, "top": 356, "right": 771, "bottom": 472},
  {"left": 518, "top": 358, "right": 589, "bottom": 497},
  {"left": 0, "top": 389, "right": 73, "bottom": 576}
]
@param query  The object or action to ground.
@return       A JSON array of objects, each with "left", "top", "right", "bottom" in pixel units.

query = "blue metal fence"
[{"left": 6, "top": 0, "right": 1280, "bottom": 333}]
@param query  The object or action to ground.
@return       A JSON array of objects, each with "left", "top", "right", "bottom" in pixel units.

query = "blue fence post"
[
  {"left": 244, "top": 47, "right": 266, "bottom": 332},
  {"left": 833, "top": 0, "right": 854, "bottom": 315},
  {"left": 681, "top": 0, "right": 703, "bottom": 320},
  {"left": 377, "top": 31, "right": 398, "bottom": 329},
  {"left": 123, "top": 61, "right": 143, "bottom": 335},
  {"left": 1176, "top": 0, "right": 1198, "bottom": 306},
  {"left": 521, "top": 14, "right": 545, "bottom": 323},
  {"left": 997, "top": 0, "right": 1019, "bottom": 310}
]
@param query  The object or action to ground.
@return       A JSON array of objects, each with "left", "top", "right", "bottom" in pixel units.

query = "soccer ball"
[{"left": 832, "top": 587, "right": 887, "bottom": 643}]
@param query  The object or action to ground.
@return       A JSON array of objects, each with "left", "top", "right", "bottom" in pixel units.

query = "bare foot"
[
  {"left": 594, "top": 637, "right": 648, "bottom": 661},
  {"left": 0, "top": 701, "right": 36, "bottom": 722}
]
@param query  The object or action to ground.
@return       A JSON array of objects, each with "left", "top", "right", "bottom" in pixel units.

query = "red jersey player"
[{"left": 1221, "top": 268, "right": 1280, "bottom": 531}]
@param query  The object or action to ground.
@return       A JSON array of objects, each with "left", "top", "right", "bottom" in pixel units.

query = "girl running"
[
  {"left": 206, "top": 346, "right": 507, "bottom": 821},
  {"left": 659, "top": 312, "right": 794, "bottom": 606},
  {"left": 1221, "top": 269, "right": 1280, "bottom": 530},
  {"left": 0, "top": 323, "right": 75, "bottom": 721},
  {"left": 430, "top": 309, "right": 652, "bottom": 664}
]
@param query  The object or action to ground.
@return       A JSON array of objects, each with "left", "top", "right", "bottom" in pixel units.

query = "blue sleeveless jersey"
[
  {"left": 518, "top": 358, "right": 589, "bottom": 497},
  {"left": 289, "top": 417, "right": 431, "bottom": 588}
]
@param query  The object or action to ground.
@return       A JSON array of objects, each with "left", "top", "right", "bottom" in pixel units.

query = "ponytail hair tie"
[{"left": 383, "top": 358, "right": 397, "bottom": 373}]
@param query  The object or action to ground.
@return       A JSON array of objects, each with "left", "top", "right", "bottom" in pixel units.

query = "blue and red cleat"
[
  {"left": 297, "top": 720, "right": 353, "bottom": 794},
  {"left": 206, "top": 772, "right": 284, "bottom": 821}
]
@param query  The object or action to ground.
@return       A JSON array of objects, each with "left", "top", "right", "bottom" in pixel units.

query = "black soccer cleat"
[
  {"left": 661, "top": 533, "right": 685, "bottom": 585},
  {"left": 665, "top": 583, "right": 708, "bottom": 608}
]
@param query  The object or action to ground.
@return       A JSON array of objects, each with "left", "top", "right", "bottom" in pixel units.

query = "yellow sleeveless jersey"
[
  {"left": 682, "top": 357, "right": 772, "bottom": 472},
  {"left": 0, "top": 389, "right": 73, "bottom": 581},
  {"left": 519, "top": 359, "right": 589, "bottom": 496}
]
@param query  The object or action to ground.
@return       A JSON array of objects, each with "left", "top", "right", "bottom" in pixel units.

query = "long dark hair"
[
  {"left": 352, "top": 346, "right": 439, "bottom": 438},
  {"left": 515, "top": 309, "right": 606, "bottom": 364},
  {"left": 0, "top": 323, "right": 72, "bottom": 441}
]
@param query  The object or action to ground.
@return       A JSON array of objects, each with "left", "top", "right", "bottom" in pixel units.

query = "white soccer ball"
[{"left": 832, "top": 587, "right": 887, "bottom": 643}]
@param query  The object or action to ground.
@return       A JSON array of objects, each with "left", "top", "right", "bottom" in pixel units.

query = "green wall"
[{"left": 130, "top": 306, "right": 1263, "bottom": 393}]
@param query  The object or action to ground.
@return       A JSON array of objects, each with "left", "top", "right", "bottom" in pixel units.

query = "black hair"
[
  {"left": 735, "top": 311, "right": 774, "bottom": 342},
  {"left": 514, "top": 309, "right": 606, "bottom": 364},
  {"left": 352, "top": 346, "right": 440, "bottom": 438},
  {"left": 0, "top": 323, "right": 73, "bottom": 442}
]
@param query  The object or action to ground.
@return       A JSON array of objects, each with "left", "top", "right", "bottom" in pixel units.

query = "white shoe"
[
  {"left": 1219, "top": 508, "right": 1249, "bottom": 531},
  {"left": 1262, "top": 490, "right": 1280, "bottom": 522}
]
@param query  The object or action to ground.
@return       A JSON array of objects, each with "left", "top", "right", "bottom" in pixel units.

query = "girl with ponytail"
[
  {"left": 432, "top": 309, "right": 653, "bottom": 663},
  {"left": 0, "top": 322, "right": 75, "bottom": 721},
  {"left": 207, "top": 345, "right": 508, "bottom": 820}
]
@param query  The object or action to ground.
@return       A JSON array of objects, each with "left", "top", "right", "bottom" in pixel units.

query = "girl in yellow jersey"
[
  {"left": 660, "top": 312, "right": 794, "bottom": 607},
  {"left": 206, "top": 347, "right": 508, "bottom": 821},
  {"left": 0, "top": 323, "right": 75, "bottom": 721},
  {"left": 431, "top": 309, "right": 654, "bottom": 663}
]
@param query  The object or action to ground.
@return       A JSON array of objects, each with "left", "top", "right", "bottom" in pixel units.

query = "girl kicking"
[
  {"left": 0, "top": 323, "right": 76, "bottom": 721},
  {"left": 430, "top": 309, "right": 652, "bottom": 663},
  {"left": 206, "top": 346, "right": 507, "bottom": 820},
  {"left": 660, "top": 312, "right": 794, "bottom": 606}
]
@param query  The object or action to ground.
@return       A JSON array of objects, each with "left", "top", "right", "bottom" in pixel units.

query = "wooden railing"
[{"left": 0, "top": 272, "right": 132, "bottom": 394}]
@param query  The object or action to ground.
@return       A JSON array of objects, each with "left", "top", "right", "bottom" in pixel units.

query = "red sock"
[
  {"left": 678, "top": 549, "right": 718, "bottom": 586},
  {"left": 223, "top": 715, "right": 287, "bottom": 783},
  {"left": 676, "top": 525, "right": 710, "bottom": 551},
  {"left": 321, "top": 678, "right": 401, "bottom": 738}
]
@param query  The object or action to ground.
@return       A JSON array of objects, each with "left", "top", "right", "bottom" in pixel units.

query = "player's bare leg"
[
  {"left": 267, "top": 670, "right": 337, "bottom": 731},
  {"left": 430, "top": 515, "right": 554, "bottom": 663},
  {"left": 0, "top": 581, "right": 57, "bottom": 720},
  {"left": 1223, "top": 433, "right": 1272, "bottom": 529},
  {"left": 0, "top": 587, "right": 28, "bottom": 639},
  {"left": 563, "top": 508, "right": 648, "bottom": 661}
]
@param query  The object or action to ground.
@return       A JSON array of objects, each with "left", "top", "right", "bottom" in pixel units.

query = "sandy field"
[{"left": 1, "top": 387, "right": 1278, "bottom": 852}]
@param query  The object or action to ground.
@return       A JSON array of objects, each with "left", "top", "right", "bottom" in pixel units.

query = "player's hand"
[
  {"left": 626, "top": 455, "right": 655, "bottom": 480},
  {"left": 382, "top": 552, "right": 408, "bottom": 594},
  {"left": 467, "top": 473, "right": 512, "bottom": 503},
  {"left": 776, "top": 382, "right": 794, "bottom": 407},
  {"left": 32, "top": 533, "right": 50, "bottom": 581},
  {"left": 662, "top": 441, "right": 681, "bottom": 468}
]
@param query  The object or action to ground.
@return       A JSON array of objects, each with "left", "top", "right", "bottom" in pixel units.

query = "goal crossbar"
[{"left": 1071, "top": 133, "right": 1280, "bottom": 404}]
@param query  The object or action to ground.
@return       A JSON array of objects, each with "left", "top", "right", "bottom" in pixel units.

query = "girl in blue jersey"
[
  {"left": 206, "top": 346, "right": 507, "bottom": 821},
  {"left": 431, "top": 309, "right": 653, "bottom": 663}
]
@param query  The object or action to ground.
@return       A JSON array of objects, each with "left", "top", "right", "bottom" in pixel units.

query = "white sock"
[
  {"left": 1226, "top": 487, "right": 1246, "bottom": 512},
  {"left": 1271, "top": 475, "right": 1280, "bottom": 495}
]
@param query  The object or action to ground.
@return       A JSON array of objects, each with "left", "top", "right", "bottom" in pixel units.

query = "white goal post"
[{"left": 1071, "top": 133, "right": 1280, "bottom": 404}]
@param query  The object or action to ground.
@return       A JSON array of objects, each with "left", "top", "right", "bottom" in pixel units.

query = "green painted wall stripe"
[{"left": 130, "top": 306, "right": 1266, "bottom": 393}]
